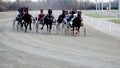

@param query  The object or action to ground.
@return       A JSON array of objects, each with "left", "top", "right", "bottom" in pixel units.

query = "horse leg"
[
  {"left": 41, "top": 23, "right": 45, "bottom": 30},
  {"left": 49, "top": 23, "right": 52, "bottom": 33},
  {"left": 24, "top": 22, "right": 27, "bottom": 32},
  {"left": 56, "top": 23, "right": 58, "bottom": 30},
  {"left": 56, "top": 23, "right": 59, "bottom": 35},
  {"left": 46, "top": 24, "right": 49, "bottom": 32},
  {"left": 27, "top": 23, "right": 29, "bottom": 30},
  {"left": 29, "top": 22, "right": 32, "bottom": 30},
  {"left": 13, "top": 20, "right": 16, "bottom": 30},
  {"left": 72, "top": 27, "right": 74, "bottom": 35},
  {"left": 78, "top": 26, "right": 80, "bottom": 35},
  {"left": 20, "top": 21, "right": 24, "bottom": 30},
  {"left": 17, "top": 21, "right": 20, "bottom": 31},
  {"left": 24, "top": 22, "right": 29, "bottom": 32}
]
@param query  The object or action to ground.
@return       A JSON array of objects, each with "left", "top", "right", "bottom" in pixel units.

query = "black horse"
[
  {"left": 22, "top": 7, "right": 33, "bottom": 32},
  {"left": 72, "top": 11, "right": 83, "bottom": 35},
  {"left": 41, "top": 9, "right": 55, "bottom": 33},
  {"left": 57, "top": 10, "right": 66, "bottom": 31}
]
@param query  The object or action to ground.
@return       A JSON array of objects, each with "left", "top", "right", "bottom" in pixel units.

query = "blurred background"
[{"left": 0, "top": 0, "right": 118, "bottom": 11}]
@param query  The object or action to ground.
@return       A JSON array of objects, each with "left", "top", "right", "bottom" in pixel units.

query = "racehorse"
[
  {"left": 56, "top": 10, "right": 66, "bottom": 34},
  {"left": 41, "top": 9, "right": 55, "bottom": 33},
  {"left": 72, "top": 11, "right": 83, "bottom": 35},
  {"left": 22, "top": 7, "right": 33, "bottom": 32}
]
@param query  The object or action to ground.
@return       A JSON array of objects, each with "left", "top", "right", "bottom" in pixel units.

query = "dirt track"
[{"left": 0, "top": 11, "right": 120, "bottom": 68}]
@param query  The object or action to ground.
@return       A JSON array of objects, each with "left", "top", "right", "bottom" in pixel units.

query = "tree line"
[{"left": 0, "top": 0, "right": 118, "bottom": 12}]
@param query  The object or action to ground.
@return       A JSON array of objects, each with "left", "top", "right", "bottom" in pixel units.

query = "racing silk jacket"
[
  {"left": 38, "top": 13, "right": 45, "bottom": 21},
  {"left": 44, "top": 14, "right": 54, "bottom": 24},
  {"left": 57, "top": 14, "right": 65, "bottom": 23},
  {"left": 22, "top": 13, "right": 32, "bottom": 23},
  {"left": 16, "top": 13, "right": 24, "bottom": 22}
]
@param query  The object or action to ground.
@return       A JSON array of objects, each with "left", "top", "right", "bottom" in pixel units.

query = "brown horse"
[
  {"left": 22, "top": 7, "right": 33, "bottom": 32},
  {"left": 72, "top": 11, "right": 83, "bottom": 35}
]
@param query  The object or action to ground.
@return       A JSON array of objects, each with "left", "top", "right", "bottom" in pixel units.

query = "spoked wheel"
[
  {"left": 64, "top": 25, "right": 68, "bottom": 36},
  {"left": 56, "top": 24, "right": 59, "bottom": 35},
  {"left": 56, "top": 23, "right": 61, "bottom": 35},
  {"left": 12, "top": 20, "right": 16, "bottom": 30},
  {"left": 83, "top": 27, "right": 86, "bottom": 36},
  {"left": 16, "top": 22, "right": 20, "bottom": 31},
  {"left": 35, "top": 23, "right": 39, "bottom": 34},
  {"left": 47, "top": 25, "right": 51, "bottom": 34},
  {"left": 80, "top": 26, "right": 86, "bottom": 37}
]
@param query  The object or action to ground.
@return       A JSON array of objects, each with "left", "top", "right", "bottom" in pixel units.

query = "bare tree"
[
  {"left": 0, "top": 0, "right": 8, "bottom": 11},
  {"left": 1, "top": 0, "right": 118, "bottom": 11}
]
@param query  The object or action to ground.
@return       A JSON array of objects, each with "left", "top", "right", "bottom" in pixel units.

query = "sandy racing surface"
[{"left": 0, "top": 10, "right": 120, "bottom": 68}]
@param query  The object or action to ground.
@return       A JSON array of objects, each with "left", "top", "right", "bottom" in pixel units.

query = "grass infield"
[
  {"left": 109, "top": 19, "right": 120, "bottom": 24},
  {"left": 85, "top": 14, "right": 115, "bottom": 18}
]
